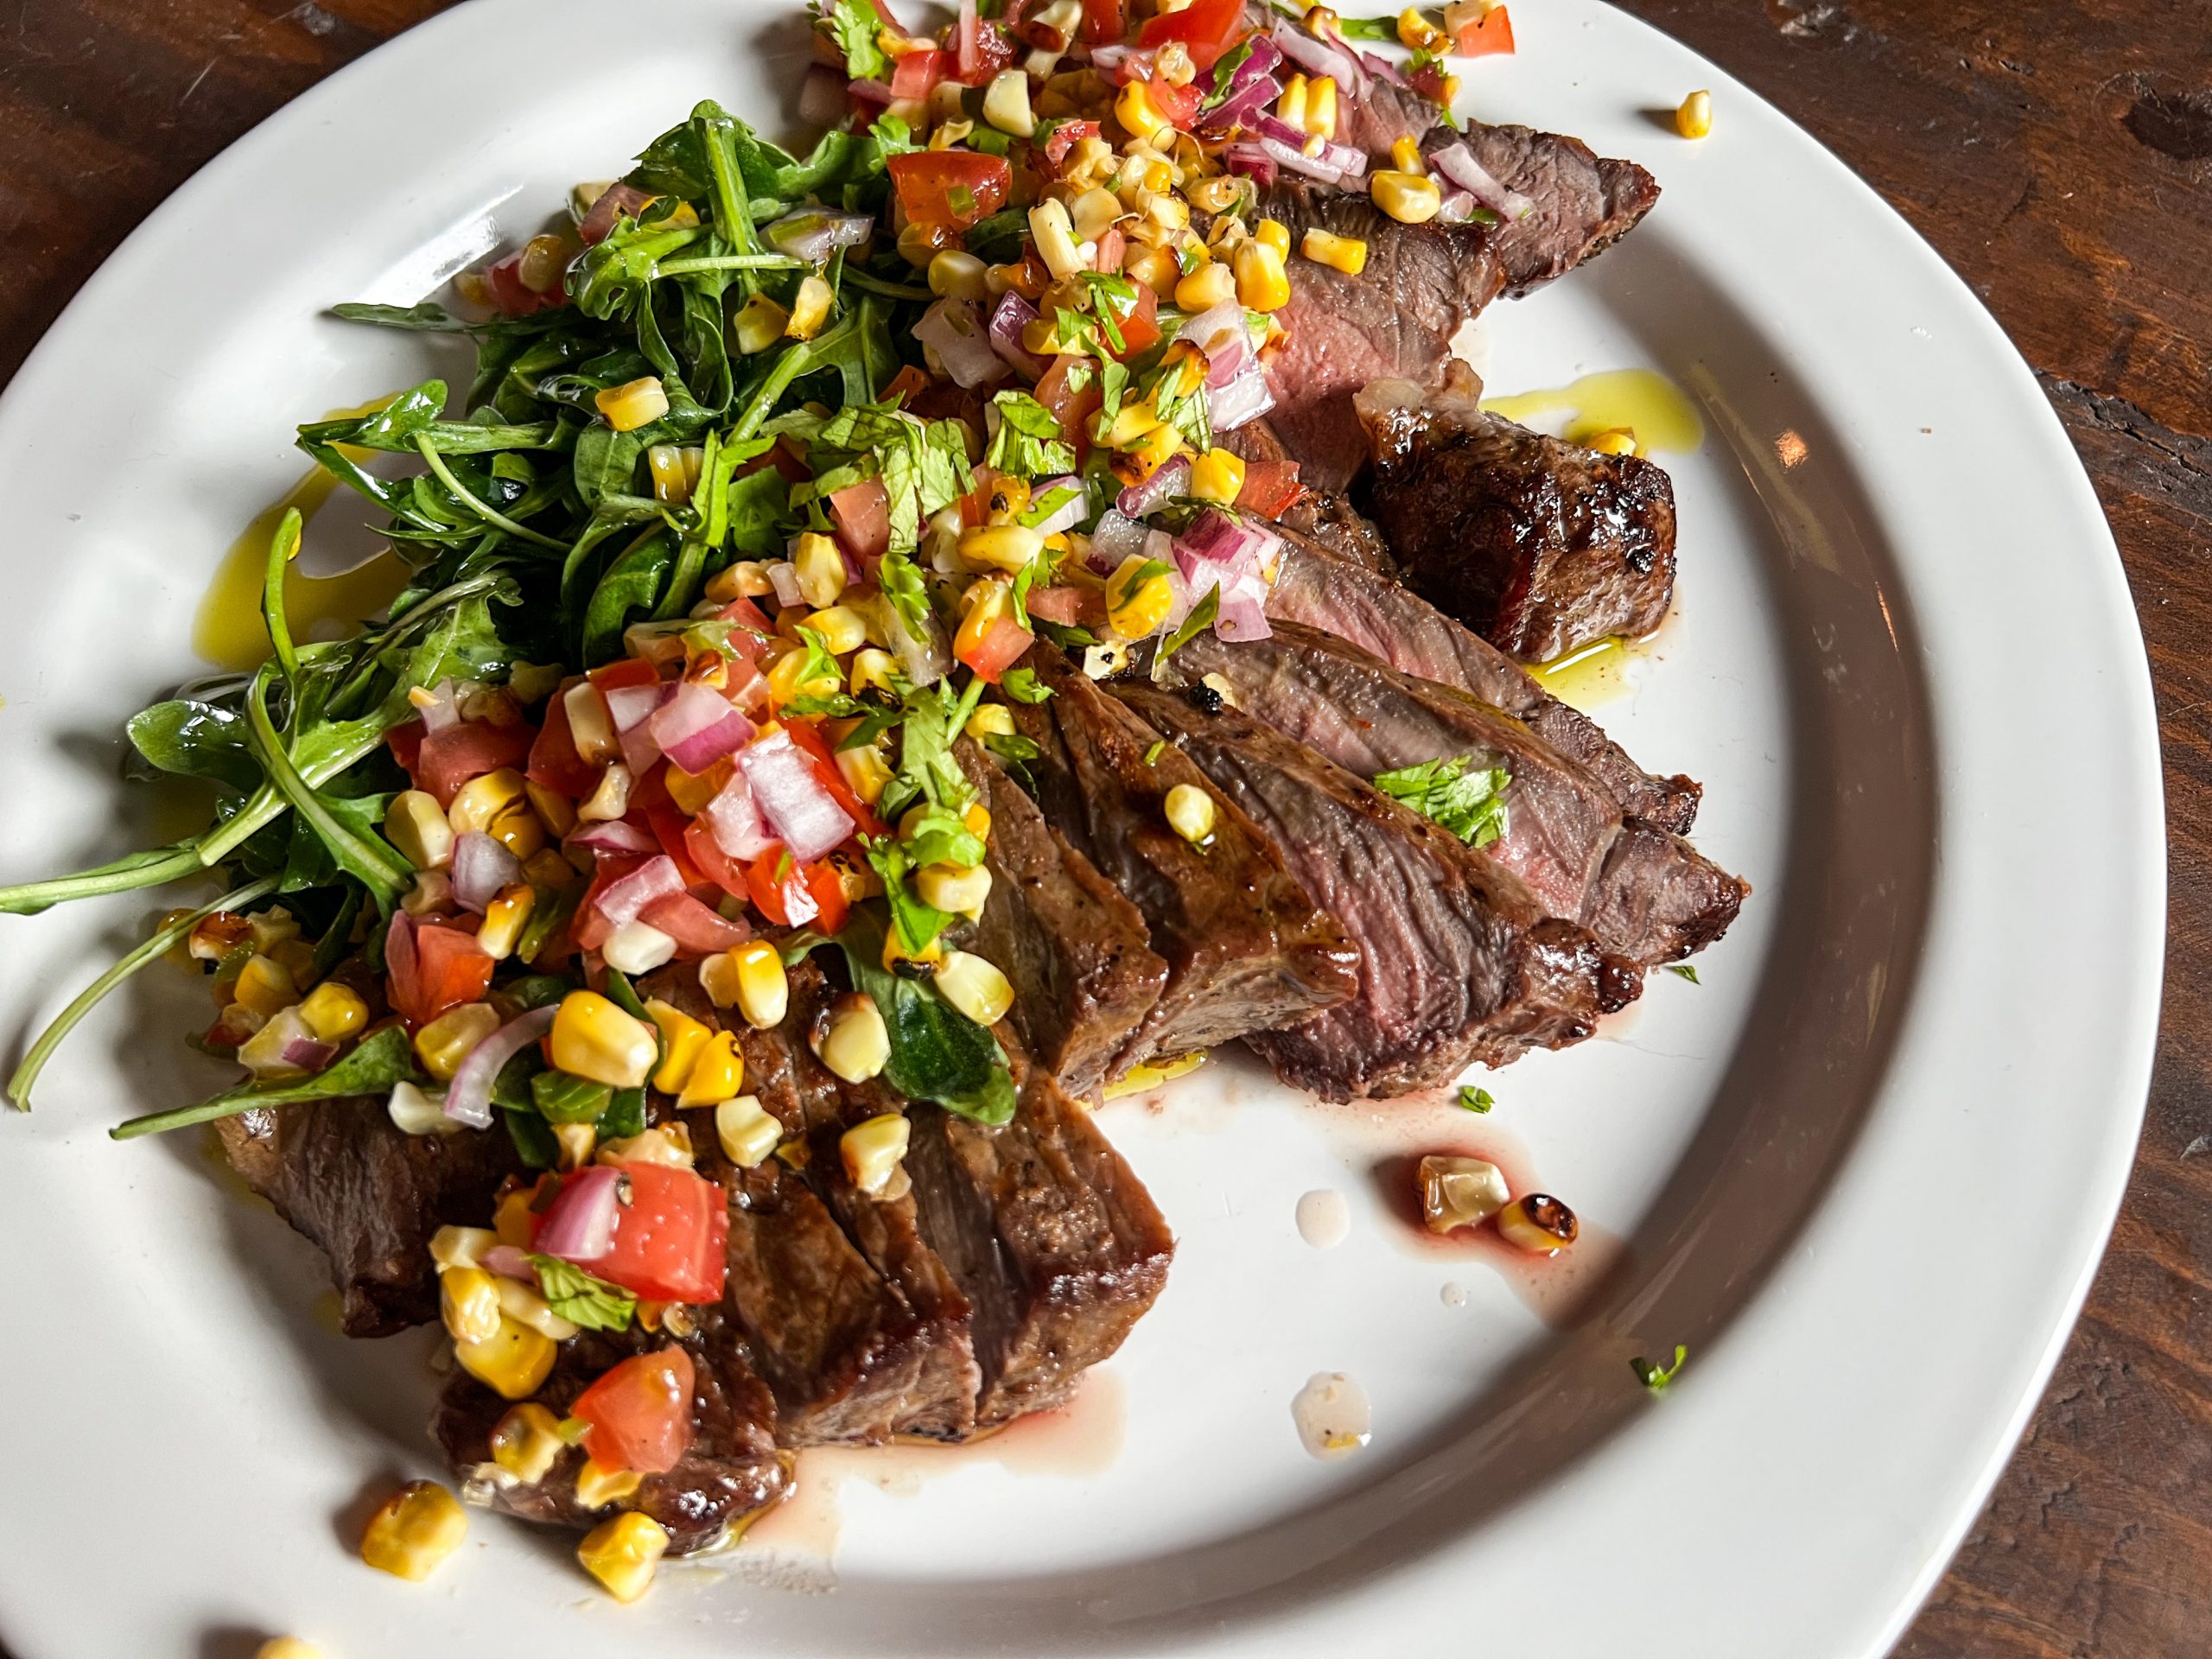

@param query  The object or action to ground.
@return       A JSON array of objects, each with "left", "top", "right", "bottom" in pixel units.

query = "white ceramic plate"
[{"left": 0, "top": 2, "right": 2162, "bottom": 1655}]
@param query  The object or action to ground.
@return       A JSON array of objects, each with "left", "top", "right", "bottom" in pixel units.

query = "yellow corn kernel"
[
  {"left": 881, "top": 923, "right": 944, "bottom": 974},
  {"left": 1397, "top": 5, "right": 1446, "bottom": 48},
  {"left": 1306, "top": 74, "right": 1338, "bottom": 138},
  {"left": 733, "top": 293, "right": 791, "bottom": 354},
  {"left": 791, "top": 531, "right": 847, "bottom": 608},
  {"left": 645, "top": 997, "right": 715, "bottom": 1095},
  {"left": 1497, "top": 1192, "right": 1580, "bottom": 1255},
  {"left": 1391, "top": 137, "right": 1427, "bottom": 177},
  {"left": 953, "top": 576, "right": 1014, "bottom": 663},
  {"left": 817, "top": 993, "right": 891, "bottom": 1084},
  {"left": 1254, "top": 218, "right": 1290, "bottom": 257},
  {"left": 1584, "top": 427, "right": 1640, "bottom": 456},
  {"left": 702, "top": 941, "right": 789, "bottom": 1029},
  {"left": 915, "top": 861, "right": 993, "bottom": 918},
  {"left": 677, "top": 1029, "right": 746, "bottom": 1109},
  {"left": 490, "top": 1402, "right": 568, "bottom": 1484},
  {"left": 1276, "top": 73, "right": 1309, "bottom": 130},
  {"left": 1186, "top": 173, "right": 1244, "bottom": 214},
  {"left": 413, "top": 1001, "right": 499, "bottom": 1083},
  {"left": 576, "top": 762, "right": 633, "bottom": 823},
  {"left": 715, "top": 1093, "right": 783, "bottom": 1167},
  {"left": 1124, "top": 241, "right": 1179, "bottom": 298},
  {"left": 1173, "top": 260, "right": 1236, "bottom": 314},
  {"left": 1165, "top": 781, "right": 1217, "bottom": 845},
  {"left": 447, "top": 768, "right": 529, "bottom": 836},
  {"left": 493, "top": 1185, "right": 537, "bottom": 1249},
  {"left": 553, "top": 1122, "right": 598, "bottom": 1171},
  {"left": 563, "top": 681, "right": 620, "bottom": 765},
  {"left": 1106, "top": 553, "right": 1174, "bottom": 639},
  {"left": 598, "top": 1122, "right": 694, "bottom": 1172},
  {"left": 486, "top": 800, "right": 547, "bottom": 861},
  {"left": 928, "top": 248, "right": 991, "bottom": 303},
  {"left": 1132, "top": 420, "right": 1188, "bottom": 480},
  {"left": 935, "top": 950, "right": 1014, "bottom": 1027},
  {"left": 456, "top": 1315, "right": 558, "bottom": 1400},
  {"left": 273, "top": 936, "right": 321, "bottom": 992},
  {"left": 958, "top": 523, "right": 1046, "bottom": 575},
  {"left": 526, "top": 779, "right": 579, "bottom": 840},
  {"left": 899, "top": 219, "right": 955, "bottom": 268},
  {"left": 787, "top": 275, "right": 834, "bottom": 340},
  {"left": 430, "top": 1224, "right": 494, "bottom": 1270},
  {"left": 441, "top": 1265, "right": 505, "bottom": 1346},
  {"left": 550, "top": 990, "right": 658, "bottom": 1089},
  {"left": 1103, "top": 400, "right": 1163, "bottom": 450},
  {"left": 982, "top": 67, "right": 1037, "bottom": 137},
  {"left": 848, "top": 646, "right": 898, "bottom": 699},
  {"left": 595, "top": 377, "right": 670, "bottom": 433},
  {"left": 836, "top": 742, "right": 893, "bottom": 807},
  {"left": 1370, "top": 169, "right": 1442, "bottom": 225},
  {"left": 360, "top": 1480, "right": 468, "bottom": 1583},
  {"left": 385, "top": 790, "right": 454, "bottom": 871},
  {"left": 1188, "top": 447, "right": 1247, "bottom": 505},
  {"left": 962, "top": 801, "right": 992, "bottom": 839},
  {"left": 578, "top": 1511, "right": 671, "bottom": 1605},
  {"left": 297, "top": 981, "right": 367, "bottom": 1043},
  {"left": 805, "top": 604, "right": 869, "bottom": 657},
  {"left": 1069, "top": 185, "right": 1123, "bottom": 243},
  {"left": 1676, "top": 89, "right": 1712, "bottom": 140},
  {"left": 1232, "top": 238, "right": 1291, "bottom": 312},
  {"left": 1300, "top": 227, "right": 1369, "bottom": 276},
  {"left": 964, "top": 702, "right": 1017, "bottom": 741},
  {"left": 647, "top": 443, "right": 693, "bottom": 505},
  {"left": 574, "top": 1458, "right": 645, "bottom": 1512},
  {"left": 232, "top": 954, "right": 300, "bottom": 1019},
  {"left": 840, "top": 1111, "right": 911, "bottom": 1198},
  {"left": 477, "top": 885, "right": 536, "bottom": 962},
  {"left": 1116, "top": 79, "right": 1172, "bottom": 143}
]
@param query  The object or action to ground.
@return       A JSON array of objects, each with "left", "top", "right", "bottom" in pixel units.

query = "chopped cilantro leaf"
[
  {"left": 527, "top": 1254, "right": 639, "bottom": 1332},
  {"left": 1371, "top": 756, "right": 1510, "bottom": 847}
]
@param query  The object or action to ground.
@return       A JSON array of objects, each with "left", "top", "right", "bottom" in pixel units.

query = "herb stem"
[
  {"left": 654, "top": 255, "right": 804, "bottom": 276},
  {"left": 413, "top": 435, "right": 568, "bottom": 550},
  {"left": 262, "top": 507, "right": 303, "bottom": 689},
  {"left": 0, "top": 844, "right": 207, "bottom": 917},
  {"left": 244, "top": 668, "right": 412, "bottom": 906},
  {"left": 840, "top": 270, "right": 932, "bottom": 302}
]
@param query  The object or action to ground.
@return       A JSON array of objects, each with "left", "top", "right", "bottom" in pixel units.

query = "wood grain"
[{"left": 0, "top": 1, "right": 2203, "bottom": 1653}]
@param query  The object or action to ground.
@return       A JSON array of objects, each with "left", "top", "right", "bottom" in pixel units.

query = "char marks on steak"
[
  {"left": 1170, "top": 624, "right": 1745, "bottom": 969},
  {"left": 1453, "top": 123, "right": 1661, "bottom": 296},
  {"left": 1357, "top": 365, "right": 1678, "bottom": 662},
  {"left": 1113, "top": 683, "right": 1604, "bottom": 1100},
  {"left": 1007, "top": 646, "right": 1359, "bottom": 1068}
]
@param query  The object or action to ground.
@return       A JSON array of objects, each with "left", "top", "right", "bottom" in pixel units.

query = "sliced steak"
[
  {"left": 955, "top": 740, "right": 1168, "bottom": 1098},
  {"left": 1449, "top": 123, "right": 1661, "bottom": 296},
  {"left": 1357, "top": 366, "right": 1677, "bottom": 662},
  {"left": 1113, "top": 683, "right": 1605, "bottom": 1099},
  {"left": 216, "top": 1095, "right": 521, "bottom": 1338},
  {"left": 432, "top": 1321, "right": 788, "bottom": 1554},
  {"left": 1264, "top": 526, "right": 1703, "bottom": 834},
  {"left": 1007, "top": 646, "right": 1359, "bottom": 1068},
  {"left": 906, "top": 1070, "right": 1174, "bottom": 1427},
  {"left": 1171, "top": 624, "right": 1745, "bottom": 967}
]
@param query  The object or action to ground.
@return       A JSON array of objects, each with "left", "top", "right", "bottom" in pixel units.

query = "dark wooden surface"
[{"left": 0, "top": 1, "right": 2203, "bottom": 1653}]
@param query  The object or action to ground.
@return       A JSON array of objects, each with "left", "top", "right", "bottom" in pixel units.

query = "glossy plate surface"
[{"left": 0, "top": 2, "right": 2162, "bottom": 1655}]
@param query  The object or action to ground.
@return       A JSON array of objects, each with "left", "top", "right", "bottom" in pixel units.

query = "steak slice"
[
  {"left": 906, "top": 1069, "right": 1173, "bottom": 1427},
  {"left": 1264, "top": 525, "right": 1704, "bottom": 834},
  {"left": 956, "top": 739, "right": 1168, "bottom": 1098},
  {"left": 1448, "top": 122, "right": 1661, "bottom": 296},
  {"left": 1113, "top": 683, "right": 1605, "bottom": 1098},
  {"left": 1171, "top": 624, "right": 1745, "bottom": 968},
  {"left": 432, "top": 1321, "right": 788, "bottom": 1554},
  {"left": 216, "top": 1095, "right": 521, "bottom": 1338},
  {"left": 1007, "top": 645, "right": 1359, "bottom": 1068},
  {"left": 1357, "top": 365, "right": 1677, "bottom": 662}
]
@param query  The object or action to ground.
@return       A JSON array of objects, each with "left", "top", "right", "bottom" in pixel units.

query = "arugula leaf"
[
  {"left": 532, "top": 1068, "right": 615, "bottom": 1124},
  {"left": 1207, "top": 35, "right": 1260, "bottom": 101},
  {"left": 110, "top": 1027, "right": 422, "bottom": 1140},
  {"left": 127, "top": 699, "right": 264, "bottom": 796},
  {"left": 1630, "top": 1344, "right": 1688, "bottom": 1393},
  {"left": 1370, "top": 757, "right": 1510, "bottom": 848},
  {"left": 528, "top": 1254, "right": 639, "bottom": 1332},
  {"left": 839, "top": 912, "right": 1017, "bottom": 1125},
  {"left": 1457, "top": 1084, "right": 1495, "bottom": 1114}
]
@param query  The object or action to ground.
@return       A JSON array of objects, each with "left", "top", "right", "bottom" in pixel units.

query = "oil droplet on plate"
[
  {"left": 1294, "top": 1187, "right": 1350, "bottom": 1249},
  {"left": 1440, "top": 1281, "right": 1468, "bottom": 1307},
  {"left": 1479, "top": 367, "right": 1704, "bottom": 454},
  {"left": 1291, "top": 1371, "right": 1371, "bottom": 1460}
]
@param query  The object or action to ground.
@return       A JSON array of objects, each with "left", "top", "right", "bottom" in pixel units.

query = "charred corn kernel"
[
  {"left": 1397, "top": 5, "right": 1447, "bottom": 48},
  {"left": 550, "top": 990, "right": 658, "bottom": 1089},
  {"left": 848, "top": 646, "right": 898, "bottom": 698},
  {"left": 1116, "top": 79, "right": 1172, "bottom": 143},
  {"left": 385, "top": 791, "right": 454, "bottom": 872},
  {"left": 448, "top": 768, "right": 528, "bottom": 836},
  {"left": 787, "top": 275, "right": 834, "bottom": 340},
  {"left": 1128, "top": 418, "right": 1186, "bottom": 478},
  {"left": 958, "top": 523, "right": 1046, "bottom": 575},
  {"left": 494, "top": 1185, "right": 537, "bottom": 1249},
  {"left": 490, "top": 1402, "right": 567, "bottom": 1484},
  {"left": 1497, "top": 1192, "right": 1580, "bottom": 1255},
  {"left": 805, "top": 605, "right": 869, "bottom": 656},
  {"left": 1105, "top": 553, "right": 1173, "bottom": 639},
  {"left": 386, "top": 1080, "right": 451, "bottom": 1136},
  {"left": 1103, "top": 1049, "right": 1206, "bottom": 1097},
  {"left": 1187, "top": 173, "right": 1244, "bottom": 213},
  {"left": 440, "top": 1265, "right": 504, "bottom": 1345},
  {"left": 233, "top": 954, "right": 299, "bottom": 1018},
  {"left": 1300, "top": 226, "right": 1369, "bottom": 275},
  {"left": 715, "top": 1094, "right": 783, "bottom": 1168},
  {"left": 677, "top": 1029, "right": 745, "bottom": 1109},
  {"left": 596, "top": 377, "right": 669, "bottom": 433},
  {"left": 1255, "top": 217, "right": 1290, "bottom": 256},
  {"left": 563, "top": 681, "right": 620, "bottom": 765},
  {"left": 1306, "top": 74, "right": 1338, "bottom": 138},
  {"left": 1584, "top": 427, "right": 1639, "bottom": 456},
  {"left": 953, "top": 577, "right": 1014, "bottom": 662},
  {"left": 518, "top": 232, "right": 573, "bottom": 294},
  {"left": 881, "top": 923, "right": 944, "bottom": 974},
  {"left": 526, "top": 779, "right": 578, "bottom": 839},
  {"left": 964, "top": 701, "right": 1017, "bottom": 741},
  {"left": 767, "top": 641, "right": 843, "bottom": 705},
  {"left": 486, "top": 800, "right": 547, "bottom": 861},
  {"left": 598, "top": 1122, "right": 694, "bottom": 1172},
  {"left": 1188, "top": 447, "right": 1248, "bottom": 505},
  {"left": 1173, "top": 260, "right": 1236, "bottom": 313},
  {"left": 1418, "top": 1154, "right": 1510, "bottom": 1233},
  {"left": 817, "top": 993, "right": 891, "bottom": 1083},
  {"left": 647, "top": 442, "right": 692, "bottom": 505},
  {"left": 982, "top": 67, "right": 1036, "bottom": 137},
  {"left": 733, "top": 293, "right": 791, "bottom": 354},
  {"left": 708, "top": 560, "right": 776, "bottom": 602},
  {"left": 416, "top": 1001, "right": 500, "bottom": 1083},
  {"left": 573, "top": 1458, "right": 645, "bottom": 1512},
  {"left": 1276, "top": 73, "right": 1309, "bottom": 130},
  {"left": 477, "top": 885, "right": 536, "bottom": 961},
  {"left": 927, "top": 248, "right": 991, "bottom": 303},
  {"left": 429, "top": 1224, "right": 494, "bottom": 1271},
  {"left": 577, "top": 762, "right": 633, "bottom": 823},
  {"left": 1070, "top": 186, "right": 1123, "bottom": 242},
  {"left": 1125, "top": 242, "right": 1179, "bottom": 297},
  {"left": 935, "top": 950, "right": 1014, "bottom": 1026},
  {"left": 929, "top": 117, "right": 976, "bottom": 151},
  {"left": 578, "top": 1511, "right": 670, "bottom": 1604},
  {"left": 791, "top": 530, "right": 847, "bottom": 607},
  {"left": 1390, "top": 136, "right": 1426, "bottom": 176},
  {"left": 1232, "top": 238, "right": 1292, "bottom": 311},
  {"left": 298, "top": 981, "right": 367, "bottom": 1042},
  {"left": 360, "top": 1480, "right": 467, "bottom": 1582},
  {"left": 553, "top": 1122, "right": 598, "bottom": 1170},
  {"left": 702, "top": 941, "right": 788, "bottom": 1029},
  {"left": 1676, "top": 88, "right": 1712, "bottom": 140},
  {"left": 1165, "top": 782, "right": 1216, "bottom": 845},
  {"left": 253, "top": 1640, "right": 322, "bottom": 1659},
  {"left": 836, "top": 742, "right": 893, "bottom": 806},
  {"left": 1103, "top": 403, "right": 1161, "bottom": 452},
  {"left": 841, "top": 1111, "right": 912, "bottom": 1200},
  {"left": 645, "top": 998, "right": 715, "bottom": 1094},
  {"left": 915, "top": 861, "right": 993, "bottom": 918},
  {"left": 1370, "top": 169, "right": 1442, "bottom": 225}
]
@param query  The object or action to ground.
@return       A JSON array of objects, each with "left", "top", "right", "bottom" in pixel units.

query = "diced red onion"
[
  {"left": 1437, "top": 188, "right": 1478, "bottom": 225},
  {"left": 480, "top": 1244, "right": 537, "bottom": 1282},
  {"left": 703, "top": 768, "right": 779, "bottom": 862},
  {"left": 1212, "top": 570, "right": 1274, "bottom": 641},
  {"left": 988, "top": 291, "right": 1047, "bottom": 381},
  {"left": 1224, "top": 143, "right": 1280, "bottom": 186},
  {"left": 451, "top": 831, "right": 523, "bottom": 913},
  {"left": 1088, "top": 41, "right": 1135, "bottom": 74},
  {"left": 1177, "top": 508, "right": 1278, "bottom": 580},
  {"left": 594, "top": 855, "right": 685, "bottom": 928},
  {"left": 1117, "top": 455, "right": 1191, "bottom": 520},
  {"left": 566, "top": 818, "right": 658, "bottom": 857},
  {"left": 280, "top": 1034, "right": 339, "bottom": 1072},
  {"left": 1360, "top": 48, "right": 1411, "bottom": 89},
  {"left": 605, "top": 682, "right": 670, "bottom": 732},
  {"left": 579, "top": 183, "right": 654, "bottom": 247},
  {"left": 1088, "top": 509, "right": 1150, "bottom": 573},
  {"left": 385, "top": 912, "right": 418, "bottom": 989},
  {"left": 639, "top": 890, "right": 753, "bottom": 955},
  {"left": 1177, "top": 300, "right": 1251, "bottom": 388},
  {"left": 1202, "top": 71, "right": 1281, "bottom": 131},
  {"left": 1255, "top": 134, "right": 1350, "bottom": 187},
  {"left": 1252, "top": 117, "right": 1368, "bottom": 180},
  {"left": 766, "top": 562, "right": 805, "bottom": 609},
  {"left": 443, "top": 1004, "right": 556, "bottom": 1131},
  {"left": 799, "top": 64, "right": 848, "bottom": 127},
  {"left": 650, "top": 680, "right": 755, "bottom": 774},
  {"left": 737, "top": 730, "right": 855, "bottom": 863},
  {"left": 534, "top": 1164, "right": 625, "bottom": 1262},
  {"left": 918, "top": 297, "right": 1011, "bottom": 390},
  {"left": 415, "top": 678, "right": 461, "bottom": 734},
  {"left": 1429, "top": 142, "right": 1535, "bottom": 222},
  {"left": 849, "top": 77, "right": 896, "bottom": 105},
  {"left": 1026, "top": 474, "right": 1087, "bottom": 537},
  {"left": 765, "top": 207, "right": 876, "bottom": 264},
  {"left": 1208, "top": 356, "right": 1277, "bottom": 432},
  {"left": 1272, "top": 18, "right": 1363, "bottom": 89}
]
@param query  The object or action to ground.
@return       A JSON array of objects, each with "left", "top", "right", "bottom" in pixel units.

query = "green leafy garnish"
[
  {"left": 1664, "top": 963, "right": 1700, "bottom": 984},
  {"left": 1154, "top": 585, "right": 1220, "bottom": 671},
  {"left": 1630, "top": 1345, "right": 1688, "bottom": 1393},
  {"left": 1000, "top": 667, "right": 1053, "bottom": 704},
  {"left": 110, "top": 1027, "right": 422, "bottom": 1141},
  {"left": 1371, "top": 757, "right": 1510, "bottom": 848},
  {"left": 839, "top": 912, "right": 1016, "bottom": 1124},
  {"left": 984, "top": 391, "right": 1077, "bottom": 480},
  {"left": 528, "top": 1254, "right": 639, "bottom": 1332},
  {"left": 1457, "top": 1085, "right": 1495, "bottom": 1114}
]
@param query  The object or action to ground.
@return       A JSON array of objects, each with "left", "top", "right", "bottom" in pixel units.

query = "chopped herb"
[
  {"left": 809, "top": 0, "right": 893, "bottom": 80},
  {"left": 1144, "top": 739, "right": 1166, "bottom": 766},
  {"left": 1457, "top": 1085, "right": 1494, "bottom": 1114},
  {"left": 999, "top": 666, "right": 1052, "bottom": 703},
  {"left": 1154, "top": 585, "right": 1220, "bottom": 671},
  {"left": 984, "top": 391, "right": 1077, "bottom": 479},
  {"left": 1371, "top": 756, "right": 1510, "bottom": 848},
  {"left": 1332, "top": 12, "right": 1408, "bottom": 41},
  {"left": 528, "top": 1254, "right": 639, "bottom": 1332},
  {"left": 1630, "top": 1344, "right": 1688, "bottom": 1394},
  {"left": 1664, "top": 963, "right": 1700, "bottom": 984}
]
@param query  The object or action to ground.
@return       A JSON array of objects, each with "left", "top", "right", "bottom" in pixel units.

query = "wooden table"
[{"left": 0, "top": 2, "right": 2201, "bottom": 1653}]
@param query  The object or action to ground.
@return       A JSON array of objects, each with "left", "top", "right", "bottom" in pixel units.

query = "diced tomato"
[
  {"left": 526, "top": 682, "right": 600, "bottom": 798},
  {"left": 828, "top": 477, "right": 891, "bottom": 563},
  {"left": 1077, "top": 0, "right": 1124, "bottom": 45},
  {"left": 889, "top": 47, "right": 945, "bottom": 101},
  {"left": 1092, "top": 226, "right": 1126, "bottom": 277},
  {"left": 639, "top": 890, "right": 752, "bottom": 955},
  {"left": 414, "top": 720, "right": 534, "bottom": 808},
  {"left": 783, "top": 720, "right": 885, "bottom": 837},
  {"left": 1043, "top": 118, "right": 1101, "bottom": 167},
  {"left": 1025, "top": 584, "right": 1101, "bottom": 626},
  {"left": 483, "top": 251, "right": 565, "bottom": 318},
  {"left": 589, "top": 657, "right": 662, "bottom": 694},
  {"left": 960, "top": 614, "right": 1035, "bottom": 683},
  {"left": 386, "top": 720, "right": 426, "bottom": 778},
  {"left": 1147, "top": 75, "right": 1206, "bottom": 129},
  {"left": 952, "top": 12, "right": 1018, "bottom": 84},
  {"left": 1137, "top": 0, "right": 1246, "bottom": 69},
  {"left": 887, "top": 151, "right": 1011, "bottom": 230},
  {"left": 1455, "top": 4, "right": 1514, "bottom": 56},
  {"left": 683, "top": 818, "right": 751, "bottom": 902},
  {"left": 570, "top": 854, "right": 645, "bottom": 952},
  {"left": 1102, "top": 280, "right": 1160, "bottom": 359},
  {"left": 1033, "top": 357, "right": 1103, "bottom": 462},
  {"left": 803, "top": 861, "right": 850, "bottom": 935},
  {"left": 565, "top": 1163, "right": 728, "bottom": 1304},
  {"left": 883, "top": 364, "right": 933, "bottom": 405},
  {"left": 390, "top": 921, "right": 495, "bottom": 1027},
  {"left": 573, "top": 1348, "right": 696, "bottom": 1475},
  {"left": 1235, "top": 457, "right": 1305, "bottom": 519},
  {"left": 744, "top": 847, "right": 819, "bottom": 929}
]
